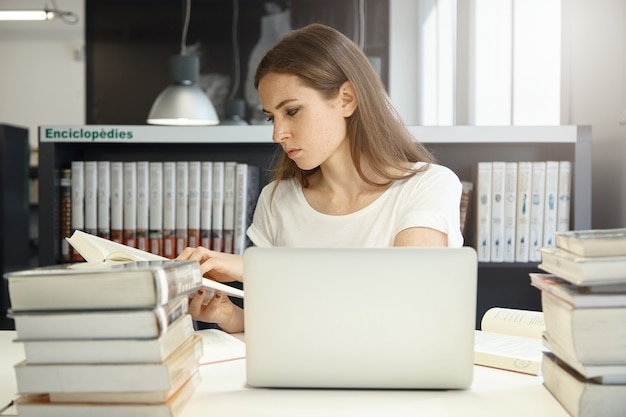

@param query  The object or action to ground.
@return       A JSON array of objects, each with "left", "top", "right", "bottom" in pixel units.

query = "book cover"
[
  {"left": 514, "top": 161, "right": 532, "bottom": 262},
  {"left": 96, "top": 161, "right": 111, "bottom": 239},
  {"left": 199, "top": 161, "right": 213, "bottom": 248},
  {"left": 503, "top": 162, "right": 517, "bottom": 262},
  {"left": 14, "top": 333, "right": 203, "bottom": 394},
  {"left": 542, "top": 160, "right": 559, "bottom": 248},
  {"left": 555, "top": 227, "right": 626, "bottom": 258},
  {"left": 529, "top": 161, "right": 546, "bottom": 262},
  {"left": 122, "top": 161, "right": 138, "bottom": 248},
  {"left": 10, "top": 295, "right": 190, "bottom": 340},
  {"left": 539, "top": 246, "right": 626, "bottom": 285},
  {"left": 70, "top": 160, "right": 85, "bottom": 261},
  {"left": 149, "top": 161, "right": 164, "bottom": 256},
  {"left": 84, "top": 161, "right": 98, "bottom": 236},
  {"left": 175, "top": 161, "right": 189, "bottom": 256},
  {"left": 20, "top": 314, "right": 195, "bottom": 364},
  {"left": 490, "top": 162, "right": 506, "bottom": 262},
  {"left": 476, "top": 162, "right": 492, "bottom": 262},
  {"left": 187, "top": 161, "right": 201, "bottom": 248},
  {"left": 556, "top": 160, "right": 572, "bottom": 233},
  {"left": 211, "top": 161, "right": 225, "bottom": 252},
  {"left": 109, "top": 161, "right": 124, "bottom": 244},
  {"left": 234, "top": 163, "right": 261, "bottom": 255},
  {"left": 136, "top": 161, "right": 150, "bottom": 252},
  {"left": 530, "top": 272, "right": 626, "bottom": 308},
  {"left": 162, "top": 161, "right": 176, "bottom": 258},
  {"left": 6, "top": 259, "right": 203, "bottom": 311},
  {"left": 59, "top": 168, "right": 72, "bottom": 261},
  {"left": 223, "top": 161, "right": 237, "bottom": 254}
]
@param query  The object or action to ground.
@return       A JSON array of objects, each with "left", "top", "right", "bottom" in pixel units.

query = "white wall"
[
  {"left": 0, "top": 0, "right": 85, "bottom": 157},
  {"left": 1, "top": 0, "right": 624, "bottom": 228}
]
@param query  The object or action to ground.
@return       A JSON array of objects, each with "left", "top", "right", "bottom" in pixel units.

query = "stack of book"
[
  {"left": 5, "top": 258, "right": 204, "bottom": 417},
  {"left": 531, "top": 228, "right": 626, "bottom": 417}
]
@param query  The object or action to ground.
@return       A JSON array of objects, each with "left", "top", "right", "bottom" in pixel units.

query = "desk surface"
[{"left": 0, "top": 330, "right": 569, "bottom": 417}]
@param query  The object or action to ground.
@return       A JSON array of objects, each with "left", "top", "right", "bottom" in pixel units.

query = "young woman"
[{"left": 177, "top": 23, "right": 463, "bottom": 333}]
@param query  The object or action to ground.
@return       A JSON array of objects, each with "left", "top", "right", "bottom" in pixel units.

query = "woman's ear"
[{"left": 339, "top": 81, "right": 357, "bottom": 117}]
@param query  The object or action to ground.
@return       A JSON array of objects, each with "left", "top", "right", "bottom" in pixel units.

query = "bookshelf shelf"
[{"left": 37, "top": 125, "right": 592, "bottom": 327}]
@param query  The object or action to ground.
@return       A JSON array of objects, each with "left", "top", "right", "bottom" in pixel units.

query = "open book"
[
  {"left": 474, "top": 307, "right": 546, "bottom": 375},
  {"left": 66, "top": 230, "right": 244, "bottom": 299}
]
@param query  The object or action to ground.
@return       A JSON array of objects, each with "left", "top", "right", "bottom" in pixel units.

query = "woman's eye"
[
  {"left": 287, "top": 108, "right": 299, "bottom": 117},
  {"left": 266, "top": 116, "right": 274, "bottom": 123}
]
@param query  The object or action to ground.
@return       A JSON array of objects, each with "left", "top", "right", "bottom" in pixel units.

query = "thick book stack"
[
  {"left": 530, "top": 228, "right": 626, "bottom": 417},
  {"left": 475, "top": 160, "right": 571, "bottom": 263},
  {"left": 65, "top": 160, "right": 261, "bottom": 260},
  {"left": 4, "top": 259, "right": 204, "bottom": 417}
]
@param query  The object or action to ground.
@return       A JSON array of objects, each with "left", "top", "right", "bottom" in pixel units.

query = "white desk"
[{"left": 0, "top": 330, "right": 569, "bottom": 417}]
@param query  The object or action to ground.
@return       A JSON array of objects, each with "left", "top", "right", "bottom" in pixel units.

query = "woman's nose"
[{"left": 273, "top": 124, "right": 289, "bottom": 143}]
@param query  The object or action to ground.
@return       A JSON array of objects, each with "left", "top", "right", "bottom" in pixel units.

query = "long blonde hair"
[{"left": 254, "top": 23, "right": 434, "bottom": 188}]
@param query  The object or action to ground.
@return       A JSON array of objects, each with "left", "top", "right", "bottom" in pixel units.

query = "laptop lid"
[{"left": 243, "top": 247, "right": 477, "bottom": 389}]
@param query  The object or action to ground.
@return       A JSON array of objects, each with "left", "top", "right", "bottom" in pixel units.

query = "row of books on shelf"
[
  {"left": 63, "top": 160, "right": 261, "bottom": 262},
  {"left": 474, "top": 160, "right": 571, "bottom": 263},
  {"left": 473, "top": 228, "right": 626, "bottom": 417}
]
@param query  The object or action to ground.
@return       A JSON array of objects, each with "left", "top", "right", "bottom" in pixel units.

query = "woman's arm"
[{"left": 176, "top": 246, "right": 245, "bottom": 282}]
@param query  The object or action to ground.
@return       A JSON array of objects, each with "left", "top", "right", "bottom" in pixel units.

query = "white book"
[
  {"left": 200, "top": 161, "right": 213, "bottom": 248},
  {"left": 503, "top": 162, "right": 517, "bottom": 262},
  {"left": 175, "top": 161, "right": 189, "bottom": 255},
  {"left": 96, "top": 161, "right": 110, "bottom": 239},
  {"left": 556, "top": 160, "right": 572, "bottom": 233},
  {"left": 234, "top": 163, "right": 261, "bottom": 255},
  {"left": 211, "top": 161, "right": 225, "bottom": 252},
  {"left": 149, "top": 161, "right": 164, "bottom": 256},
  {"left": 109, "top": 161, "right": 124, "bottom": 244},
  {"left": 528, "top": 161, "right": 546, "bottom": 262},
  {"left": 83, "top": 161, "right": 98, "bottom": 236},
  {"left": 187, "top": 161, "right": 201, "bottom": 248},
  {"left": 162, "top": 161, "right": 176, "bottom": 258},
  {"left": 476, "top": 162, "right": 492, "bottom": 262},
  {"left": 515, "top": 161, "right": 533, "bottom": 262},
  {"left": 490, "top": 161, "right": 506, "bottom": 262},
  {"left": 542, "top": 161, "right": 559, "bottom": 248},
  {"left": 223, "top": 161, "right": 237, "bottom": 254},
  {"left": 123, "top": 161, "right": 137, "bottom": 248},
  {"left": 70, "top": 161, "right": 84, "bottom": 261},
  {"left": 136, "top": 161, "right": 150, "bottom": 252}
]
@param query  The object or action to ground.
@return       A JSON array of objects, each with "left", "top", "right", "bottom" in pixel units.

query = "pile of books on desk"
[
  {"left": 531, "top": 228, "right": 626, "bottom": 417},
  {"left": 5, "top": 259, "right": 204, "bottom": 417}
]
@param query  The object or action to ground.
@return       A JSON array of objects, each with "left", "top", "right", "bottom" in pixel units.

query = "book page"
[
  {"left": 480, "top": 307, "right": 545, "bottom": 339},
  {"left": 196, "top": 329, "right": 245, "bottom": 365},
  {"left": 67, "top": 230, "right": 166, "bottom": 263}
]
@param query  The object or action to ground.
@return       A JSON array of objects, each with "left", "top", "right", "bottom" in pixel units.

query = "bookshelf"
[{"left": 38, "top": 125, "right": 592, "bottom": 327}]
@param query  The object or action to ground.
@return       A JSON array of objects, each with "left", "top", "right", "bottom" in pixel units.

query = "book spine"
[
  {"left": 503, "top": 162, "right": 517, "bottom": 262},
  {"left": 556, "top": 160, "right": 572, "bottom": 233},
  {"left": 109, "top": 161, "right": 124, "bottom": 244},
  {"left": 211, "top": 161, "right": 225, "bottom": 252},
  {"left": 59, "top": 168, "right": 72, "bottom": 261},
  {"left": 123, "top": 161, "right": 137, "bottom": 248},
  {"left": 459, "top": 181, "right": 473, "bottom": 241},
  {"left": 529, "top": 161, "right": 546, "bottom": 262},
  {"left": 83, "top": 161, "right": 98, "bottom": 236},
  {"left": 490, "top": 161, "right": 506, "bottom": 262},
  {"left": 234, "top": 164, "right": 261, "bottom": 255},
  {"left": 200, "top": 161, "right": 213, "bottom": 248},
  {"left": 136, "top": 161, "right": 150, "bottom": 252},
  {"left": 96, "top": 161, "right": 111, "bottom": 239},
  {"left": 162, "top": 161, "right": 176, "bottom": 258},
  {"left": 70, "top": 160, "right": 85, "bottom": 261},
  {"left": 476, "top": 162, "right": 492, "bottom": 262},
  {"left": 175, "top": 161, "right": 189, "bottom": 256},
  {"left": 542, "top": 161, "right": 559, "bottom": 248},
  {"left": 149, "top": 162, "right": 164, "bottom": 256},
  {"left": 187, "top": 161, "right": 201, "bottom": 248},
  {"left": 515, "top": 161, "right": 532, "bottom": 262},
  {"left": 223, "top": 161, "right": 237, "bottom": 254}
]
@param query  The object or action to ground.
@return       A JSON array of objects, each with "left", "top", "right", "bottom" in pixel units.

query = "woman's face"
[{"left": 258, "top": 72, "right": 355, "bottom": 171}]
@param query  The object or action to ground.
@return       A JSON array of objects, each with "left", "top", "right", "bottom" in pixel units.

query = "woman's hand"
[
  {"left": 176, "top": 246, "right": 244, "bottom": 283},
  {"left": 189, "top": 288, "right": 244, "bottom": 333}
]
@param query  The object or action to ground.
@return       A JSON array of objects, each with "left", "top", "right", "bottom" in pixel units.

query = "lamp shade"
[{"left": 147, "top": 54, "right": 219, "bottom": 126}]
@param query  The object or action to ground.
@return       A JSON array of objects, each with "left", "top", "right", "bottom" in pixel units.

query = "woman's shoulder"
[{"left": 411, "top": 162, "right": 460, "bottom": 183}]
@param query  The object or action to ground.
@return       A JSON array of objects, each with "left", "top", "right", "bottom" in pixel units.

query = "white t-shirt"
[{"left": 247, "top": 162, "right": 463, "bottom": 248}]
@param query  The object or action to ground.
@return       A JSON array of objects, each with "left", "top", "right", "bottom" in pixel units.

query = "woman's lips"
[{"left": 286, "top": 148, "right": 301, "bottom": 158}]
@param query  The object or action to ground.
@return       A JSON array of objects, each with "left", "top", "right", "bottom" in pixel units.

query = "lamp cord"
[
  {"left": 228, "top": 0, "right": 241, "bottom": 102},
  {"left": 48, "top": 0, "right": 79, "bottom": 25},
  {"left": 181, "top": 0, "right": 191, "bottom": 55}
]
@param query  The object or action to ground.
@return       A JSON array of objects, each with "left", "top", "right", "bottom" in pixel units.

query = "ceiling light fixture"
[
  {"left": 0, "top": 1, "right": 78, "bottom": 24},
  {"left": 147, "top": 0, "right": 219, "bottom": 126}
]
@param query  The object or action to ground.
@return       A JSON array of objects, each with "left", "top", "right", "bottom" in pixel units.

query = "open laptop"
[{"left": 243, "top": 246, "right": 477, "bottom": 389}]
